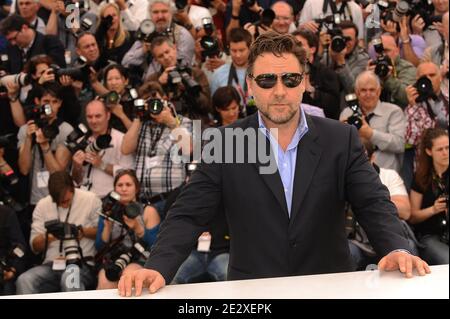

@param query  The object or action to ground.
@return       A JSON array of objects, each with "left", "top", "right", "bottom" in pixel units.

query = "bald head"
[
  {"left": 271, "top": 1, "right": 294, "bottom": 34},
  {"left": 86, "top": 100, "right": 110, "bottom": 135}
]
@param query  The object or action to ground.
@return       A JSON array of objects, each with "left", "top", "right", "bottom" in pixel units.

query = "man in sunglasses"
[{"left": 118, "top": 31, "right": 430, "bottom": 297}]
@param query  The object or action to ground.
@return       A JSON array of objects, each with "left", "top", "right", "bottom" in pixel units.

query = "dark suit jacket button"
[{"left": 290, "top": 242, "right": 297, "bottom": 248}]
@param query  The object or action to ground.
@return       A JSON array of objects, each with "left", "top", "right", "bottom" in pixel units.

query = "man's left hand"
[
  {"left": 378, "top": 251, "right": 431, "bottom": 278},
  {"left": 358, "top": 117, "right": 373, "bottom": 139}
]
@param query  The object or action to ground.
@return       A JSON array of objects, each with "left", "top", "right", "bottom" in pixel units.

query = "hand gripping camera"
[
  {"left": 345, "top": 93, "right": 363, "bottom": 130},
  {"left": 44, "top": 220, "right": 82, "bottom": 266}
]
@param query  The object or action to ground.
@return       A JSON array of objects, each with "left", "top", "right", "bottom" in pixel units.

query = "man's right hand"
[
  {"left": 158, "top": 66, "right": 177, "bottom": 85},
  {"left": 299, "top": 21, "right": 320, "bottom": 34},
  {"left": 26, "top": 120, "right": 38, "bottom": 138},
  {"left": 118, "top": 268, "right": 166, "bottom": 297},
  {"left": 72, "top": 150, "right": 86, "bottom": 167},
  {"left": 405, "top": 85, "right": 419, "bottom": 106}
]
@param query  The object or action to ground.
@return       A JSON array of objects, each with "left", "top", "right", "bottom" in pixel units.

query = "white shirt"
[
  {"left": 299, "top": 0, "right": 365, "bottom": 40},
  {"left": 379, "top": 167, "right": 408, "bottom": 196},
  {"left": 77, "top": 128, "right": 135, "bottom": 198},
  {"left": 30, "top": 189, "right": 101, "bottom": 264},
  {"left": 187, "top": 4, "right": 213, "bottom": 29}
]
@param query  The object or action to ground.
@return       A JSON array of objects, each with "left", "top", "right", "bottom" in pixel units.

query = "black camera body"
[
  {"left": 371, "top": 38, "right": 392, "bottom": 78},
  {"left": 414, "top": 75, "right": 435, "bottom": 103},
  {"left": 0, "top": 244, "right": 25, "bottom": 287},
  {"left": 104, "top": 241, "right": 149, "bottom": 281},
  {"left": 328, "top": 27, "right": 351, "bottom": 53},
  {"left": 102, "top": 91, "right": 121, "bottom": 107},
  {"left": 0, "top": 174, "right": 23, "bottom": 212},
  {"left": 242, "top": 0, "right": 256, "bottom": 8},
  {"left": 25, "top": 104, "right": 60, "bottom": 140},
  {"left": 133, "top": 97, "right": 167, "bottom": 120},
  {"left": 135, "top": 19, "right": 157, "bottom": 43},
  {"left": 168, "top": 62, "right": 201, "bottom": 97},
  {"left": 100, "top": 192, "right": 143, "bottom": 224},
  {"left": 65, "top": 124, "right": 112, "bottom": 160},
  {"left": 345, "top": 93, "right": 363, "bottom": 130},
  {"left": 50, "top": 56, "right": 89, "bottom": 83},
  {"left": 200, "top": 17, "right": 221, "bottom": 60}
]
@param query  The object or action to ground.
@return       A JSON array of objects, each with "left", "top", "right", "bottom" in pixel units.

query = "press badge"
[
  {"left": 145, "top": 156, "right": 160, "bottom": 169},
  {"left": 37, "top": 171, "right": 50, "bottom": 188},
  {"left": 197, "top": 233, "right": 211, "bottom": 252},
  {"left": 52, "top": 256, "right": 66, "bottom": 271}
]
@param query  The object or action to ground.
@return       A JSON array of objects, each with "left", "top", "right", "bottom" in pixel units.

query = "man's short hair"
[
  {"left": 138, "top": 81, "right": 165, "bottom": 99},
  {"left": 339, "top": 20, "right": 359, "bottom": 39},
  {"left": 150, "top": 36, "right": 174, "bottom": 53},
  {"left": 0, "top": 14, "right": 29, "bottom": 36},
  {"left": 48, "top": 171, "right": 75, "bottom": 204},
  {"left": 29, "top": 82, "right": 64, "bottom": 101},
  {"left": 247, "top": 31, "right": 307, "bottom": 75},
  {"left": 148, "top": 0, "right": 175, "bottom": 13},
  {"left": 76, "top": 31, "right": 96, "bottom": 48},
  {"left": 292, "top": 28, "right": 319, "bottom": 50},
  {"left": 228, "top": 28, "right": 253, "bottom": 48}
]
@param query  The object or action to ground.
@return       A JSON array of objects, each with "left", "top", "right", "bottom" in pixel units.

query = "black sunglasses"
[{"left": 248, "top": 72, "right": 304, "bottom": 89}]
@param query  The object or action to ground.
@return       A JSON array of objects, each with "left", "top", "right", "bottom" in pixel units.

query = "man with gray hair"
[
  {"left": 122, "top": 0, "right": 195, "bottom": 81},
  {"left": 340, "top": 71, "right": 406, "bottom": 172}
]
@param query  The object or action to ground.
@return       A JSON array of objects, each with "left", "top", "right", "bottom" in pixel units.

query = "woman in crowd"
[
  {"left": 212, "top": 85, "right": 243, "bottom": 127},
  {"left": 99, "top": 63, "right": 134, "bottom": 132},
  {"left": 95, "top": 2, "right": 133, "bottom": 65},
  {"left": 409, "top": 128, "right": 449, "bottom": 265},
  {"left": 95, "top": 169, "right": 161, "bottom": 289}
]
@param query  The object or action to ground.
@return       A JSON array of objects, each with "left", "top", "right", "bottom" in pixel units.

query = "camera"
[
  {"left": 253, "top": 9, "right": 276, "bottom": 38},
  {"left": 49, "top": 56, "right": 89, "bottom": 82},
  {"left": 0, "top": 73, "right": 31, "bottom": 88},
  {"left": 100, "top": 15, "right": 114, "bottom": 31},
  {"left": 407, "top": 0, "right": 436, "bottom": 29},
  {"left": 25, "top": 104, "right": 60, "bottom": 140},
  {"left": 345, "top": 93, "right": 363, "bottom": 130},
  {"left": 44, "top": 220, "right": 82, "bottom": 266},
  {"left": 65, "top": 123, "right": 112, "bottom": 159},
  {"left": 168, "top": 62, "right": 201, "bottom": 97},
  {"left": 0, "top": 244, "right": 25, "bottom": 288},
  {"left": 135, "top": 19, "right": 156, "bottom": 43},
  {"left": 133, "top": 97, "right": 168, "bottom": 120},
  {"left": 413, "top": 75, "right": 434, "bottom": 103},
  {"left": 0, "top": 174, "right": 24, "bottom": 212},
  {"left": 71, "top": 16, "right": 94, "bottom": 38},
  {"left": 371, "top": 38, "right": 392, "bottom": 78},
  {"left": 0, "top": 133, "right": 15, "bottom": 149},
  {"left": 200, "top": 17, "right": 221, "bottom": 60},
  {"left": 104, "top": 241, "right": 150, "bottom": 281},
  {"left": 380, "top": 0, "right": 409, "bottom": 24},
  {"left": 328, "top": 27, "right": 351, "bottom": 53},
  {"left": 100, "top": 192, "right": 143, "bottom": 224},
  {"left": 314, "top": 13, "right": 341, "bottom": 30},
  {"left": 102, "top": 91, "right": 121, "bottom": 107}
]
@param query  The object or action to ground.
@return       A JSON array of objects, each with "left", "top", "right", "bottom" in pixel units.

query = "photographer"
[
  {"left": 15, "top": 171, "right": 100, "bottom": 294},
  {"left": 210, "top": 28, "right": 250, "bottom": 106},
  {"left": 298, "top": 0, "right": 365, "bottom": 46},
  {"left": 173, "top": 0, "right": 213, "bottom": 39},
  {"left": 293, "top": 29, "right": 341, "bottom": 119},
  {"left": 96, "top": 169, "right": 160, "bottom": 289},
  {"left": 71, "top": 100, "right": 134, "bottom": 198},
  {"left": 121, "top": 81, "right": 192, "bottom": 216},
  {"left": 270, "top": 1, "right": 295, "bottom": 35},
  {"left": 411, "top": 0, "right": 448, "bottom": 47},
  {"left": 17, "top": 83, "right": 73, "bottom": 208},
  {"left": 367, "top": 34, "right": 416, "bottom": 109},
  {"left": 147, "top": 36, "right": 212, "bottom": 124},
  {"left": 409, "top": 128, "right": 448, "bottom": 265},
  {"left": 16, "top": 0, "right": 46, "bottom": 35},
  {"left": 115, "top": 0, "right": 149, "bottom": 32},
  {"left": 340, "top": 71, "right": 406, "bottom": 172},
  {"left": 0, "top": 204, "right": 26, "bottom": 295},
  {"left": 320, "top": 20, "right": 369, "bottom": 94},
  {"left": 403, "top": 61, "right": 449, "bottom": 189},
  {"left": 97, "top": 64, "right": 134, "bottom": 132},
  {"left": 95, "top": 2, "right": 133, "bottom": 64},
  {"left": 121, "top": 0, "right": 195, "bottom": 81},
  {"left": 45, "top": 1, "right": 98, "bottom": 65},
  {"left": 0, "top": 14, "right": 66, "bottom": 74},
  {"left": 225, "top": 0, "right": 274, "bottom": 38}
]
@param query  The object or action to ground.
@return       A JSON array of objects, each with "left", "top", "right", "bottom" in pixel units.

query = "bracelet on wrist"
[
  {"left": 8, "top": 95, "right": 18, "bottom": 102},
  {"left": 41, "top": 146, "right": 51, "bottom": 154},
  {"left": 231, "top": 14, "right": 239, "bottom": 20}
]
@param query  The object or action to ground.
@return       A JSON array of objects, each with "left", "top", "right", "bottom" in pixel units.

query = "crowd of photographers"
[{"left": 0, "top": 0, "right": 448, "bottom": 295}]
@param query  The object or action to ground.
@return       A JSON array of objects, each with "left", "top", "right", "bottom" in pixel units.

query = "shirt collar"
[{"left": 257, "top": 106, "right": 309, "bottom": 150}]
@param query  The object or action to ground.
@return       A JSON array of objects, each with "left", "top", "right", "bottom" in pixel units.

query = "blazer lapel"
[
  {"left": 246, "top": 114, "right": 289, "bottom": 218},
  {"left": 290, "top": 115, "right": 322, "bottom": 223}
]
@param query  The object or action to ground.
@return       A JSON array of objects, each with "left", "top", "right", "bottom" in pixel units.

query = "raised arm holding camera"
[
  {"left": 15, "top": 171, "right": 100, "bottom": 294},
  {"left": 70, "top": 99, "right": 134, "bottom": 198},
  {"left": 95, "top": 169, "right": 161, "bottom": 289},
  {"left": 121, "top": 81, "right": 192, "bottom": 217}
]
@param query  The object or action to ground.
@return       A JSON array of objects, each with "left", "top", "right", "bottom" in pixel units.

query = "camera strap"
[
  {"left": 228, "top": 64, "right": 248, "bottom": 106},
  {"left": 57, "top": 203, "right": 73, "bottom": 255},
  {"left": 323, "top": 0, "right": 353, "bottom": 21}
]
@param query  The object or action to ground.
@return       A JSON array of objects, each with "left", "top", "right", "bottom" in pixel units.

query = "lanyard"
[
  {"left": 227, "top": 64, "right": 248, "bottom": 106},
  {"left": 57, "top": 203, "right": 73, "bottom": 254}
]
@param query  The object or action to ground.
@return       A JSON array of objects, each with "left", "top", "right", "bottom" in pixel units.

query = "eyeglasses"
[{"left": 248, "top": 72, "right": 304, "bottom": 89}]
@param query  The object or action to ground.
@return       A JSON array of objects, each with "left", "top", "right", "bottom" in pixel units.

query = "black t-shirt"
[{"left": 411, "top": 169, "right": 449, "bottom": 237}]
